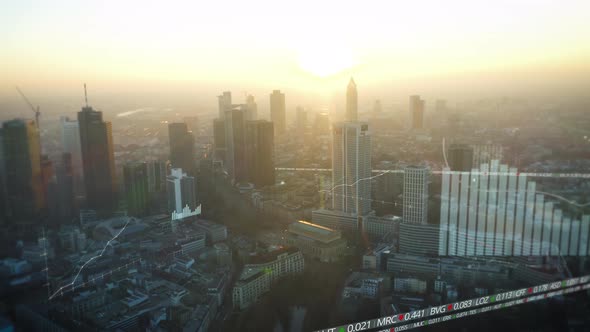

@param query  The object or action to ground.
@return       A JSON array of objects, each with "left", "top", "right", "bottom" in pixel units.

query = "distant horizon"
[{"left": 2, "top": 0, "right": 589, "bottom": 104}]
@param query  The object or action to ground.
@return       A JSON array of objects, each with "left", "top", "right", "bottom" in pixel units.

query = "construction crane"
[{"left": 15, "top": 86, "right": 41, "bottom": 129}]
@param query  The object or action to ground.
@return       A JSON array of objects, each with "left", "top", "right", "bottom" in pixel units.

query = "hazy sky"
[{"left": 2, "top": 0, "right": 589, "bottom": 102}]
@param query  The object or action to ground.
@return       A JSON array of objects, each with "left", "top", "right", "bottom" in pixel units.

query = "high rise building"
[
  {"left": 270, "top": 90, "right": 286, "bottom": 135},
  {"left": 224, "top": 109, "right": 247, "bottom": 183},
  {"left": 472, "top": 144, "right": 503, "bottom": 166},
  {"left": 409, "top": 95, "right": 425, "bottom": 130},
  {"left": 332, "top": 122, "right": 372, "bottom": 216},
  {"left": 166, "top": 168, "right": 196, "bottom": 214},
  {"left": 448, "top": 144, "right": 474, "bottom": 172},
  {"left": 218, "top": 91, "right": 232, "bottom": 119},
  {"left": 296, "top": 106, "right": 307, "bottom": 132},
  {"left": 439, "top": 160, "right": 590, "bottom": 257},
  {"left": 146, "top": 160, "right": 167, "bottom": 193},
  {"left": 123, "top": 162, "right": 149, "bottom": 216},
  {"left": 245, "top": 120, "right": 275, "bottom": 187},
  {"left": 245, "top": 95, "right": 258, "bottom": 121},
  {"left": 1, "top": 119, "right": 43, "bottom": 218},
  {"left": 403, "top": 165, "right": 429, "bottom": 224},
  {"left": 346, "top": 78, "right": 358, "bottom": 121},
  {"left": 213, "top": 118, "right": 226, "bottom": 162},
  {"left": 55, "top": 152, "right": 75, "bottom": 221},
  {"left": 40, "top": 155, "right": 55, "bottom": 208},
  {"left": 314, "top": 112, "right": 330, "bottom": 136},
  {"left": 78, "top": 105, "right": 118, "bottom": 211},
  {"left": 60, "top": 116, "right": 84, "bottom": 197},
  {"left": 183, "top": 116, "right": 199, "bottom": 134},
  {"left": 372, "top": 100, "right": 382, "bottom": 118},
  {"left": 435, "top": 99, "right": 447, "bottom": 113},
  {"left": 168, "top": 122, "right": 195, "bottom": 173}
]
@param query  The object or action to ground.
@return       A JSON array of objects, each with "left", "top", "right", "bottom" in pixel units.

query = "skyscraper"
[
  {"left": 146, "top": 160, "right": 167, "bottom": 194},
  {"left": 1, "top": 119, "right": 43, "bottom": 219},
  {"left": 270, "top": 90, "right": 286, "bottom": 135},
  {"left": 168, "top": 122, "right": 195, "bottom": 173},
  {"left": 409, "top": 95, "right": 425, "bottom": 130},
  {"left": 403, "top": 165, "right": 429, "bottom": 224},
  {"left": 213, "top": 118, "right": 226, "bottom": 162},
  {"left": 448, "top": 144, "right": 474, "bottom": 172},
  {"left": 245, "top": 95, "right": 258, "bottom": 121},
  {"left": 167, "top": 168, "right": 196, "bottom": 214},
  {"left": 60, "top": 116, "right": 84, "bottom": 197},
  {"left": 55, "top": 152, "right": 75, "bottom": 221},
  {"left": 218, "top": 91, "right": 232, "bottom": 119},
  {"left": 245, "top": 120, "right": 275, "bottom": 187},
  {"left": 346, "top": 78, "right": 358, "bottom": 121},
  {"left": 224, "top": 109, "right": 247, "bottom": 183},
  {"left": 183, "top": 116, "right": 199, "bottom": 133},
  {"left": 78, "top": 105, "right": 118, "bottom": 211},
  {"left": 123, "top": 162, "right": 149, "bottom": 216},
  {"left": 314, "top": 112, "right": 330, "bottom": 136},
  {"left": 332, "top": 122, "right": 372, "bottom": 216},
  {"left": 372, "top": 100, "right": 382, "bottom": 118},
  {"left": 296, "top": 106, "right": 307, "bottom": 132}
]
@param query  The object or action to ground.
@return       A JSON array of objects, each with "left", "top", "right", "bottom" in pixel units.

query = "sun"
[{"left": 298, "top": 44, "right": 355, "bottom": 77}]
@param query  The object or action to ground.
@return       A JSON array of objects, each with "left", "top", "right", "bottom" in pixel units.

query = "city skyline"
[
  {"left": 2, "top": 1, "right": 590, "bottom": 103},
  {"left": 1, "top": 2, "right": 589, "bottom": 330}
]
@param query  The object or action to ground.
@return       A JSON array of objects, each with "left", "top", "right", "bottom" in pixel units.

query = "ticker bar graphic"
[{"left": 314, "top": 275, "right": 590, "bottom": 332}]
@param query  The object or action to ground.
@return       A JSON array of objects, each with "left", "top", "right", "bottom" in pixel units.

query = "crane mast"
[{"left": 15, "top": 86, "right": 41, "bottom": 129}]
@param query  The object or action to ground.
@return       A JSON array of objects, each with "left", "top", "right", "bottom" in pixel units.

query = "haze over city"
[
  {"left": 1, "top": 1, "right": 590, "bottom": 332},
  {"left": 2, "top": 0, "right": 590, "bottom": 117}
]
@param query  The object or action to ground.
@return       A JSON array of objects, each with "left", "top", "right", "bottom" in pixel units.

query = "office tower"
[
  {"left": 1, "top": 119, "right": 43, "bottom": 218},
  {"left": 78, "top": 104, "right": 118, "bottom": 211},
  {"left": 224, "top": 109, "right": 247, "bottom": 183},
  {"left": 439, "top": 161, "right": 590, "bottom": 257},
  {"left": 472, "top": 144, "right": 503, "bottom": 166},
  {"left": 245, "top": 120, "right": 275, "bottom": 187},
  {"left": 123, "top": 162, "right": 149, "bottom": 216},
  {"left": 372, "top": 100, "right": 382, "bottom": 117},
  {"left": 399, "top": 222, "right": 440, "bottom": 256},
  {"left": 332, "top": 122, "right": 372, "bottom": 216},
  {"left": 146, "top": 160, "right": 167, "bottom": 193},
  {"left": 403, "top": 165, "right": 429, "bottom": 224},
  {"left": 448, "top": 144, "right": 474, "bottom": 172},
  {"left": 296, "top": 106, "right": 307, "bottom": 132},
  {"left": 167, "top": 168, "right": 196, "bottom": 214},
  {"left": 213, "top": 118, "right": 226, "bottom": 161},
  {"left": 270, "top": 90, "right": 286, "bottom": 135},
  {"left": 60, "top": 116, "right": 84, "bottom": 197},
  {"left": 245, "top": 95, "right": 258, "bottom": 121},
  {"left": 218, "top": 91, "right": 232, "bottom": 119},
  {"left": 183, "top": 116, "right": 199, "bottom": 133},
  {"left": 55, "top": 152, "right": 75, "bottom": 221},
  {"left": 314, "top": 112, "right": 330, "bottom": 136},
  {"left": 409, "top": 95, "right": 425, "bottom": 130},
  {"left": 346, "top": 78, "right": 358, "bottom": 121},
  {"left": 168, "top": 122, "right": 195, "bottom": 173},
  {"left": 435, "top": 99, "right": 447, "bottom": 113},
  {"left": 40, "top": 155, "right": 55, "bottom": 208}
]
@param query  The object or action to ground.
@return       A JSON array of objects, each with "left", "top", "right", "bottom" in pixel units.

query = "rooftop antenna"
[{"left": 84, "top": 83, "right": 88, "bottom": 107}]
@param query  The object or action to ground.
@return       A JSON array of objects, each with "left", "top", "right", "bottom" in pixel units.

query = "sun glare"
[{"left": 297, "top": 44, "right": 355, "bottom": 78}]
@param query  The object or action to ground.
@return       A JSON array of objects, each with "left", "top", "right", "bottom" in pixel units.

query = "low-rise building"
[
  {"left": 193, "top": 219, "right": 227, "bottom": 244},
  {"left": 393, "top": 276, "right": 427, "bottom": 294},
  {"left": 232, "top": 248, "right": 304, "bottom": 310},
  {"left": 311, "top": 209, "right": 359, "bottom": 232},
  {"left": 284, "top": 220, "right": 346, "bottom": 262}
]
